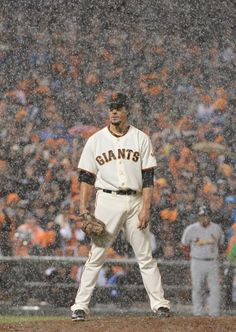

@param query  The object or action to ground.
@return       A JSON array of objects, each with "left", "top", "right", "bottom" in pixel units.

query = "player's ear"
[{"left": 124, "top": 107, "right": 130, "bottom": 117}]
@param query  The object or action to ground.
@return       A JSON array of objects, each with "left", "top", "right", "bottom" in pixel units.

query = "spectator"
[
  {"left": 224, "top": 224, "right": 236, "bottom": 307},
  {"left": 54, "top": 202, "right": 73, "bottom": 256},
  {"left": 224, "top": 195, "right": 236, "bottom": 240},
  {"left": 13, "top": 213, "right": 45, "bottom": 256},
  {"left": 0, "top": 199, "right": 13, "bottom": 256}
]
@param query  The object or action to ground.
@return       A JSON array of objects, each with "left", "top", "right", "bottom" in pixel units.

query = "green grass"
[{"left": 0, "top": 315, "right": 67, "bottom": 324}]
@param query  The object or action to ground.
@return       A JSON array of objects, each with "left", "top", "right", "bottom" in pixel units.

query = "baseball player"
[
  {"left": 181, "top": 204, "right": 225, "bottom": 316},
  {"left": 71, "top": 92, "right": 170, "bottom": 321}
]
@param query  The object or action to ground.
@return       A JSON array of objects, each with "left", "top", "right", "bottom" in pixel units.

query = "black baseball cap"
[
  {"left": 107, "top": 92, "right": 129, "bottom": 110},
  {"left": 198, "top": 204, "right": 211, "bottom": 216}
]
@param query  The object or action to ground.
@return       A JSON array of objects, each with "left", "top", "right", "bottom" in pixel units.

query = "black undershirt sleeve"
[
  {"left": 78, "top": 169, "right": 96, "bottom": 185},
  {"left": 142, "top": 168, "right": 154, "bottom": 188},
  {"left": 79, "top": 169, "right": 153, "bottom": 187}
]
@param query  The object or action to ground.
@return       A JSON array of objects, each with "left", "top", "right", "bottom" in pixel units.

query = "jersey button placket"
[
  {"left": 120, "top": 170, "right": 127, "bottom": 188},
  {"left": 117, "top": 140, "right": 126, "bottom": 188},
  {"left": 118, "top": 162, "right": 126, "bottom": 187}
]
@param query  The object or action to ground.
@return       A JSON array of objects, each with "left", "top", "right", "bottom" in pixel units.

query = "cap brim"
[{"left": 109, "top": 102, "right": 128, "bottom": 109}]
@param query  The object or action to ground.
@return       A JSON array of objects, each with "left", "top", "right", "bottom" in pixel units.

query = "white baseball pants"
[
  {"left": 191, "top": 259, "right": 221, "bottom": 316},
  {"left": 71, "top": 190, "right": 170, "bottom": 314}
]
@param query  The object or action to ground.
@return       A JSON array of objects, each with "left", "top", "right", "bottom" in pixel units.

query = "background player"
[
  {"left": 71, "top": 92, "right": 170, "bottom": 321},
  {"left": 181, "top": 204, "right": 225, "bottom": 316}
]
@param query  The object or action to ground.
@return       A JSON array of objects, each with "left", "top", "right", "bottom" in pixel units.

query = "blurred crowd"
[{"left": 0, "top": 3, "right": 236, "bottom": 282}]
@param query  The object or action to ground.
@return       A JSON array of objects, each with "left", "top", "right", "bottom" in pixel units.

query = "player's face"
[
  {"left": 199, "top": 215, "right": 210, "bottom": 227},
  {"left": 108, "top": 106, "right": 128, "bottom": 126}
]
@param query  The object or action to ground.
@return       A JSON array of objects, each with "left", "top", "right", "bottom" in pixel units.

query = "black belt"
[
  {"left": 192, "top": 257, "right": 216, "bottom": 261},
  {"left": 102, "top": 189, "right": 137, "bottom": 195}
]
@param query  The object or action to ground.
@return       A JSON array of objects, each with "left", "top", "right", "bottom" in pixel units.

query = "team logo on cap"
[
  {"left": 108, "top": 92, "right": 129, "bottom": 110},
  {"left": 111, "top": 92, "right": 118, "bottom": 100},
  {"left": 198, "top": 205, "right": 211, "bottom": 216}
]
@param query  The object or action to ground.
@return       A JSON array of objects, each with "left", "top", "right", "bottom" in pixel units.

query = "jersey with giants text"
[{"left": 78, "top": 125, "right": 157, "bottom": 192}]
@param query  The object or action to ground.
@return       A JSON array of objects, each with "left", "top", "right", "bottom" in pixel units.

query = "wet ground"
[{"left": 1, "top": 316, "right": 236, "bottom": 332}]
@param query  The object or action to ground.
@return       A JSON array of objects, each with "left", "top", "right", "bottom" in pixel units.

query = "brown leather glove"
[{"left": 78, "top": 212, "right": 106, "bottom": 236}]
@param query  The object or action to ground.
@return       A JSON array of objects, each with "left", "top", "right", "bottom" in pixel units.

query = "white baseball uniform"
[
  {"left": 71, "top": 125, "right": 170, "bottom": 314},
  {"left": 181, "top": 221, "right": 224, "bottom": 316}
]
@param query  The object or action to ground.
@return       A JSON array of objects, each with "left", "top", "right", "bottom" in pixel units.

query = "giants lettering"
[
  {"left": 117, "top": 149, "right": 125, "bottom": 159},
  {"left": 132, "top": 151, "right": 139, "bottom": 162},
  {"left": 96, "top": 149, "right": 140, "bottom": 165}
]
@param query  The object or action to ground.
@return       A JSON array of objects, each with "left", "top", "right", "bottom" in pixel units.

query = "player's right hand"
[{"left": 138, "top": 208, "right": 150, "bottom": 230}]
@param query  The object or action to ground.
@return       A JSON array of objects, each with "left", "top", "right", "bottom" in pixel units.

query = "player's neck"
[{"left": 109, "top": 124, "right": 130, "bottom": 137}]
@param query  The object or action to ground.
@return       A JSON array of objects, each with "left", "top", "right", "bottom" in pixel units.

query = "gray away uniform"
[{"left": 181, "top": 221, "right": 224, "bottom": 316}]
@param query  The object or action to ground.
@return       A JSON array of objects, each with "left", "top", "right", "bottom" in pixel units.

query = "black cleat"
[
  {"left": 71, "top": 309, "right": 86, "bottom": 321},
  {"left": 156, "top": 307, "right": 171, "bottom": 317}
]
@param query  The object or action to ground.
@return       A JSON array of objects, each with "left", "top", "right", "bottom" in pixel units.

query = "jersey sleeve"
[
  {"left": 141, "top": 135, "right": 157, "bottom": 170},
  {"left": 78, "top": 137, "right": 98, "bottom": 175}
]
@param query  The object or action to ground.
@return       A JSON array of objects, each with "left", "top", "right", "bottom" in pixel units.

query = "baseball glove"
[{"left": 78, "top": 212, "right": 106, "bottom": 236}]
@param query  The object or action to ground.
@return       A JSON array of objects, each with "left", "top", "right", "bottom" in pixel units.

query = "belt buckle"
[{"left": 128, "top": 190, "right": 136, "bottom": 195}]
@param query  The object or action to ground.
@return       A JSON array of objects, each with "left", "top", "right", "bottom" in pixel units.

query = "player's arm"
[
  {"left": 180, "top": 228, "right": 191, "bottom": 259},
  {"left": 138, "top": 168, "right": 154, "bottom": 230},
  {"left": 78, "top": 169, "right": 96, "bottom": 214},
  {"left": 180, "top": 244, "right": 191, "bottom": 259}
]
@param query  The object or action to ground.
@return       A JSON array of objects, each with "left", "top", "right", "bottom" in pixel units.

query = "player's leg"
[
  {"left": 71, "top": 191, "right": 126, "bottom": 314},
  {"left": 124, "top": 195, "right": 170, "bottom": 312},
  {"left": 190, "top": 259, "right": 206, "bottom": 316},
  {"left": 71, "top": 244, "right": 108, "bottom": 314},
  {"left": 206, "top": 261, "right": 220, "bottom": 316}
]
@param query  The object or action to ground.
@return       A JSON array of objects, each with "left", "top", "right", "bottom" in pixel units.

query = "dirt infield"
[{"left": 1, "top": 316, "right": 236, "bottom": 332}]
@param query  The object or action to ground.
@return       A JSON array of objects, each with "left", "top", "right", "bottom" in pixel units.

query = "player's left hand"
[{"left": 138, "top": 208, "right": 150, "bottom": 230}]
